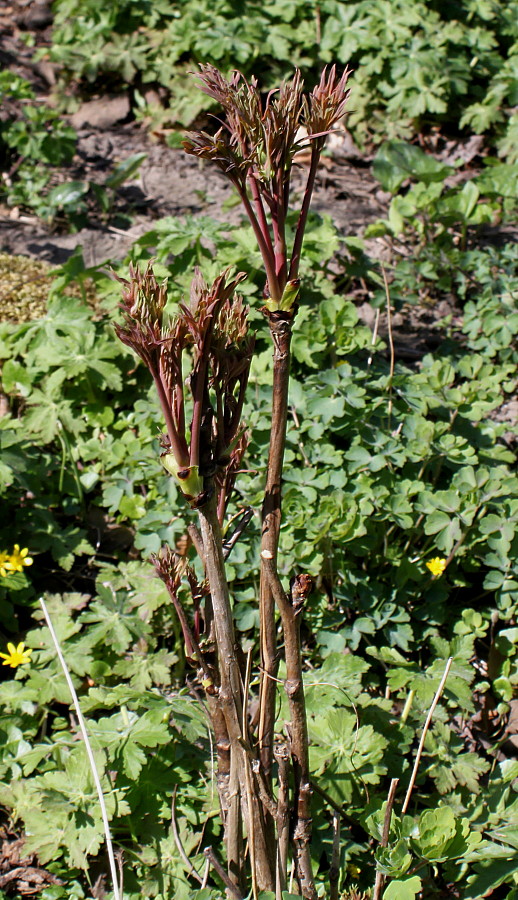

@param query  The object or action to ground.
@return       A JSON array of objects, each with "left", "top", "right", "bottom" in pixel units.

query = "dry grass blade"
[
  {"left": 402, "top": 657, "right": 454, "bottom": 815},
  {"left": 39, "top": 597, "right": 122, "bottom": 900}
]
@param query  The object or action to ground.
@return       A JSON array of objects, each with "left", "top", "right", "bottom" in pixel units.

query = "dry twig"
[{"left": 402, "top": 657, "right": 453, "bottom": 814}]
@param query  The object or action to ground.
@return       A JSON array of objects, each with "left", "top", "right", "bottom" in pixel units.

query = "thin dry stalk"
[
  {"left": 171, "top": 786, "right": 204, "bottom": 885},
  {"left": 381, "top": 265, "right": 395, "bottom": 423},
  {"left": 329, "top": 810, "right": 341, "bottom": 900},
  {"left": 367, "top": 307, "right": 380, "bottom": 367},
  {"left": 402, "top": 657, "right": 453, "bottom": 815},
  {"left": 39, "top": 597, "right": 122, "bottom": 900},
  {"left": 116, "top": 850, "right": 124, "bottom": 900},
  {"left": 372, "top": 778, "right": 399, "bottom": 900},
  {"left": 274, "top": 744, "right": 290, "bottom": 899},
  {"left": 203, "top": 847, "right": 245, "bottom": 900},
  {"left": 201, "top": 857, "right": 211, "bottom": 889}
]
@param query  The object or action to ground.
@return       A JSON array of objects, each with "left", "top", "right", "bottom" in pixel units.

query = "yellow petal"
[{"left": 6, "top": 643, "right": 16, "bottom": 655}]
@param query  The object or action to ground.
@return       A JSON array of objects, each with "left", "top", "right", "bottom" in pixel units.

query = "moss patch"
[
  {"left": 0, "top": 252, "right": 54, "bottom": 323},
  {"left": 0, "top": 252, "right": 101, "bottom": 323}
]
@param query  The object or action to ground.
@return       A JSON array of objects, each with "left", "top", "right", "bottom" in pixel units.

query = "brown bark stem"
[
  {"left": 198, "top": 492, "right": 275, "bottom": 892},
  {"left": 197, "top": 494, "right": 243, "bottom": 732},
  {"left": 209, "top": 696, "right": 231, "bottom": 823},
  {"left": 262, "top": 560, "right": 316, "bottom": 900},
  {"left": 198, "top": 493, "right": 246, "bottom": 887},
  {"left": 258, "top": 314, "right": 293, "bottom": 780}
]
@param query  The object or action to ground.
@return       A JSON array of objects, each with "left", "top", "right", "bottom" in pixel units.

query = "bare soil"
[{"left": 0, "top": 120, "right": 388, "bottom": 267}]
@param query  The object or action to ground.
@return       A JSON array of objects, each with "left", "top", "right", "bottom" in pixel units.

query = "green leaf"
[
  {"left": 439, "top": 180, "right": 480, "bottom": 223},
  {"left": 487, "top": 827, "right": 518, "bottom": 851},
  {"left": 45, "top": 181, "right": 89, "bottom": 210},
  {"left": 383, "top": 876, "right": 422, "bottom": 900},
  {"left": 79, "top": 470, "right": 99, "bottom": 491},
  {"left": 105, "top": 152, "right": 147, "bottom": 189},
  {"left": 466, "top": 858, "right": 518, "bottom": 898},
  {"left": 1, "top": 359, "right": 33, "bottom": 396},
  {"left": 373, "top": 141, "right": 452, "bottom": 192},
  {"left": 376, "top": 840, "right": 412, "bottom": 877},
  {"left": 119, "top": 494, "right": 146, "bottom": 520},
  {"left": 414, "top": 807, "right": 457, "bottom": 860},
  {"left": 122, "top": 740, "right": 147, "bottom": 780}
]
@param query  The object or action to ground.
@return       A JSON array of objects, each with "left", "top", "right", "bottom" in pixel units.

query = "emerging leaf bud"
[
  {"left": 290, "top": 573, "right": 314, "bottom": 612},
  {"left": 161, "top": 452, "right": 205, "bottom": 503},
  {"left": 264, "top": 278, "right": 301, "bottom": 313}
]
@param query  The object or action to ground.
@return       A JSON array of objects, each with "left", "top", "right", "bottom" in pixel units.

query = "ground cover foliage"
[
  {"left": 0, "top": 10, "right": 517, "bottom": 900},
  {"left": 45, "top": 0, "right": 518, "bottom": 157},
  {"left": 0, "top": 116, "right": 517, "bottom": 895}
]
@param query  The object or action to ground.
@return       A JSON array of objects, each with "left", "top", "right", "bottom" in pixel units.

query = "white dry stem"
[
  {"left": 401, "top": 656, "right": 453, "bottom": 815},
  {"left": 39, "top": 597, "right": 122, "bottom": 900},
  {"left": 382, "top": 264, "right": 395, "bottom": 422},
  {"left": 367, "top": 307, "right": 380, "bottom": 367},
  {"left": 171, "top": 786, "right": 204, "bottom": 885}
]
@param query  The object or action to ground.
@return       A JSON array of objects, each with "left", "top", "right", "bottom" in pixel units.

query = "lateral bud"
[
  {"left": 290, "top": 573, "right": 314, "bottom": 612},
  {"left": 262, "top": 278, "right": 301, "bottom": 314},
  {"left": 279, "top": 278, "right": 301, "bottom": 312},
  {"left": 160, "top": 452, "right": 205, "bottom": 503}
]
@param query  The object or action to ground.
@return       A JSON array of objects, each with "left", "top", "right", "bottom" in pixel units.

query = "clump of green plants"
[
  {"left": 1, "top": 63, "right": 518, "bottom": 900},
  {"left": 361, "top": 139, "right": 518, "bottom": 369},
  {"left": 366, "top": 140, "right": 517, "bottom": 252},
  {"left": 0, "top": 72, "right": 146, "bottom": 226},
  {"left": 0, "top": 72, "right": 77, "bottom": 217}
]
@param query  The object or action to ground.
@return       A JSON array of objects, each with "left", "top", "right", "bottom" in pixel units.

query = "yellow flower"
[
  {"left": 5, "top": 545, "right": 33, "bottom": 573},
  {"left": 426, "top": 557, "right": 447, "bottom": 578},
  {"left": 0, "top": 551, "right": 10, "bottom": 577},
  {"left": 0, "top": 642, "right": 32, "bottom": 668}
]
